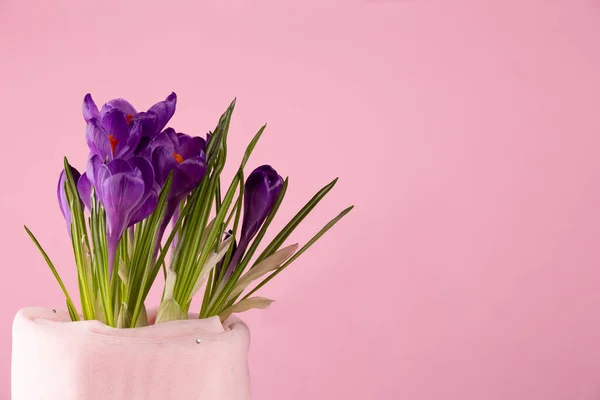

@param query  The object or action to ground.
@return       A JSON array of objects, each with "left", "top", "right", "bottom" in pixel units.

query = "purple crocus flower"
[
  {"left": 83, "top": 93, "right": 177, "bottom": 160},
  {"left": 224, "top": 165, "right": 283, "bottom": 279},
  {"left": 78, "top": 155, "right": 156, "bottom": 274},
  {"left": 139, "top": 128, "right": 207, "bottom": 205},
  {"left": 83, "top": 95, "right": 137, "bottom": 123},
  {"left": 85, "top": 108, "right": 142, "bottom": 161},
  {"left": 138, "top": 129, "right": 208, "bottom": 252},
  {"left": 241, "top": 166, "right": 284, "bottom": 240},
  {"left": 135, "top": 92, "right": 177, "bottom": 140},
  {"left": 57, "top": 164, "right": 81, "bottom": 233},
  {"left": 151, "top": 129, "right": 207, "bottom": 201}
]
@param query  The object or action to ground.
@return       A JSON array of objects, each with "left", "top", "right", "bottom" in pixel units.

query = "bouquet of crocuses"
[{"left": 25, "top": 93, "right": 352, "bottom": 328}]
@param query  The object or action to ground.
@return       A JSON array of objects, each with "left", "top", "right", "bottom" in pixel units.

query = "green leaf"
[
  {"left": 239, "top": 124, "right": 266, "bottom": 170},
  {"left": 127, "top": 174, "right": 173, "bottom": 327},
  {"left": 228, "top": 243, "right": 298, "bottom": 300},
  {"left": 204, "top": 178, "right": 289, "bottom": 316},
  {"left": 254, "top": 178, "right": 338, "bottom": 265},
  {"left": 63, "top": 157, "right": 95, "bottom": 320},
  {"left": 173, "top": 117, "right": 233, "bottom": 302},
  {"left": 242, "top": 205, "right": 354, "bottom": 300},
  {"left": 24, "top": 225, "right": 80, "bottom": 321},
  {"left": 66, "top": 299, "right": 80, "bottom": 322},
  {"left": 89, "top": 191, "right": 113, "bottom": 326},
  {"left": 182, "top": 120, "right": 266, "bottom": 310},
  {"left": 214, "top": 171, "right": 245, "bottom": 288},
  {"left": 206, "top": 98, "right": 236, "bottom": 162}
]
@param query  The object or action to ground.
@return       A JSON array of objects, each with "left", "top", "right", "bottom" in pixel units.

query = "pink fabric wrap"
[{"left": 11, "top": 307, "right": 252, "bottom": 400}]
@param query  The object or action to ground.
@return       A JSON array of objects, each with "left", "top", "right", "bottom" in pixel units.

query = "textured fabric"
[{"left": 11, "top": 307, "right": 251, "bottom": 400}]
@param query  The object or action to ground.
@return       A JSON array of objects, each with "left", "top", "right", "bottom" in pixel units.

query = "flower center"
[
  {"left": 173, "top": 152, "right": 184, "bottom": 163},
  {"left": 126, "top": 114, "right": 133, "bottom": 124},
  {"left": 108, "top": 134, "right": 119, "bottom": 155}
]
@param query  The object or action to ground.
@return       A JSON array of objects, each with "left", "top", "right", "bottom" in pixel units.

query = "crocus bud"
[
  {"left": 57, "top": 164, "right": 81, "bottom": 233},
  {"left": 223, "top": 165, "right": 283, "bottom": 280},
  {"left": 241, "top": 165, "right": 284, "bottom": 242}
]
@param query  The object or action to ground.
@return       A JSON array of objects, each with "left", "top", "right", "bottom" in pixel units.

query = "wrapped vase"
[{"left": 11, "top": 307, "right": 251, "bottom": 400}]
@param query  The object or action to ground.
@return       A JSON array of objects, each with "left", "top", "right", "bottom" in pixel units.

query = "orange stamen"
[
  {"left": 108, "top": 134, "right": 119, "bottom": 155},
  {"left": 126, "top": 114, "right": 133, "bottom": 124},
  {"left": 173, "top": 152, "right": 184, "bottom": 164}
]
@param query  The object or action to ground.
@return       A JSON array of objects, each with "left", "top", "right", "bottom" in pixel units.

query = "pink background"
[{"left": 1, "top": 0, "right": 600, "bottom": 398}]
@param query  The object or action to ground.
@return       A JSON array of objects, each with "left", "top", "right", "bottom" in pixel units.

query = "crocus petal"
[
  {"left": 101, "top": 170, "right": 144, "bottom": 212},
  {"left": 129, "top": 192, "right": 157, "bottom": 226},
  {"left": 82, "top": 94, "right": 100, "bottom": 123},
  {"left": 178, "top": 136, "right": 206, "bottom": 160},
  {"left": 57, "top": 165, "right": 81, "bottom": 232},
  {"left": 101, "top": 171, "right": 145, "bottom": 243},
  {"left": 94, "top": 159, "right": 148, "bottom": 275},
  {"left": 130, "top": 156, "right": 155, "bottom": 199},
  {"left": 152, "top": 146, "right": 179, "bottom": 186},
  {"left": 135, "top": 111, "right": 159, "bottom": 139},
  {"left": 100, "top": 98, "right": 137, "bottom": 120},
  {"left": 105, "top": 158, "right": 133, "bottom": 175},
  {"left": 171, "top": 158, "right": 207, "bottom": 200},
  {"left": 242, "top": 173, "right": 271, "bottom": 239},
  {"left": 100, "top": 169, "right": 145, "bottom": 275},
  {"left": 86, "top": 154, "right": 103, "bottom": 186},
  {"left": 175, "top": 132, "right": 191, "bottom": 148},
  {"left": 136, "top": 128, "right": 175, "bottom": 159},
  {"left": 147, "top": 92, "right": 177, "bottom": 134},
  {"left": 135, "top": 94, "right": 177, "bottom": 140},
  {"left": 57, "top": 170, "right": 70, "bottom": 229},
  {"left": 134, "top": 137, "right": 152, "bottom": 159},
  {"left": 240, "top": 165, "right": 284, "bottom": 243},
  {"left": 123, "top": 120, "right": 143, "bottom": 158},
  {"left": 101, "top": 109, "right": 131, "bottom": 158},
  {"left": 95, "top": 159, "right": 132, "bottom": 202},
  {"left": 85, "top": 119, "right": 111, "bottom": 160},
  {"left": 163, "top": 128, "right": 178, "bottom": 143},
  {"left": 77, "top": 173, "right": 92, "bottom": 211}
]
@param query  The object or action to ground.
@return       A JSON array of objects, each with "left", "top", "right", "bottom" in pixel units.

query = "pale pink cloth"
[{"left": 11, "top": 307, "right": 251, "bottom": 400}]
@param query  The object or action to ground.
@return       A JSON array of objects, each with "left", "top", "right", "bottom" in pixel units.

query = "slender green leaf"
[
  {"left": 242, "top": 206, "right": 353, "bottom": 300},
  {"left": 228, "top": 243, "right": 297, "bottom": 300},
  {"left": 239, "top": 124, "right": 265, "bottom": 170},
  {"left": 24, "top": 226, "right": 79, "bottom": 320},
  {"left": 66, "top": 299, "right": 79, "bottom": 322},
  {"left": 254, "top": 178, "right": 338, "bottom": 265},
  {"left": 128, "top": 175, "right": 172, "bottom": 327},
  {"left": 63, "top": 158, "right": 95, "bottom": 320},
  {"left": 204, "top": 178, "right": 288, "bottom": 316}
]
